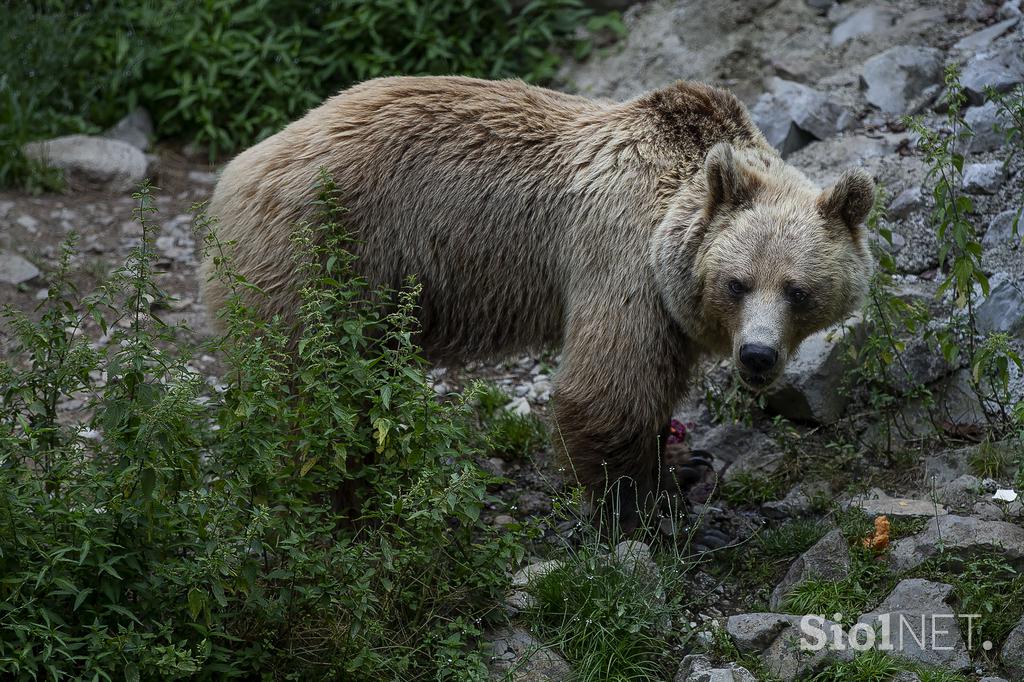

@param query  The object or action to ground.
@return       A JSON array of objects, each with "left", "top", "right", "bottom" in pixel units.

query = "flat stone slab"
[
  {"left": 857, "top": 579, "right": 970, "bottom": 671},
  {"left": 854, "top": 496, "right": 948, "bottom": 518},
  {"left": 889, "top": 515, "right": 1024, "bottom": 572}
]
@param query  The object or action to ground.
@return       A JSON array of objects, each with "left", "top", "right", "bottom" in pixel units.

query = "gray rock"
[
  {"left": 933, "top": 369, "right": 987, "bottom": 429},
  {"left": 853, "top": 494, "right": 947, "bottom": 518},
  {"left": 21, "top": 135, "right": 148, "bottom": 193},
  {"left": 674, "top": 654, "right": 757, "bottom": 682},
  {"left": 511, "top": 560, "right": 563, "bottom": 589},
  {"left": 862, "top": 46, "right": 945, "bottom": 114},
  {"left": 962, "top": 45, "right": 1024, "bottom": 105},
  {"left": 762, "top": 481, "right": 829, "bottom": 519},
  {"left": 1003, "top": 0, "right": 1024, "bottom": 18},
  {"left": 889, "top": 514, "right": 1024, "bottom": 572},
  {"left": 882, "top": 335, "right": 954, "bottom": 394},
  {"left": 857, "top": 579, "right": 970, "bottom": 671},
  {"left": 888, "top": 187, "right": 924, "bottom": 219},
  {"left": 977, "top": 279, "right": 1024, "bottom": 338},
  {"left": 726, "top": 613, "right": 850, "bottom": 678},
  {"left": 938, "top": 474, "right": 983, "bottom": 507},
  {"left": 751, "top": 78, "right": 853, "bottom": 157},
  {"left": 966, "top": 101, "right": 1010, "bottom": 154},
  {"left": 831, "top": 6, "right": 897, "bottom": 46},
  {"left": 613, "top": 540, "right": 659, "bottom": 579},
  {"left": 0, "top": 252, "right": 40, "bottom": 285},
  {"left": 770, "top": 529, "right": 851, "bottom": 610},
  {"left": 103, "top": 107, "right": 154, "bottom": 151},
  {"left": 727, "top": 613, "right": 793, "bottom": 653},
  {"left": 485, "top": 627, "right": 573, "bottom": 681},
  {"left": 723, "top": 449, "right": 785, "bottom": 483},
  {"left": 686, "top": 423, "right": 776, "bottom": 466},
  {"left": 15, "top": 214, "right": 39, "bottom": 232},
  {"left": 980, "top": 677, "right": 1010, "bottom": 682},
  {"left": 962, "top": 162, "right": 1006, "bottom": 194},
  {"left": 187, "top": 170, "right": 218, "bottom": 186},
  {"left": 954, "top": 16, "right": 1020, "bottom": 50},
  {"left": 766, "top": 320, "right": 861, "bottom": 424},
  {"left": 984, "top": 207, "right": 1023, "bottom": 247},
  {"left": 805, "top": 0, "right": 834, "bottom": 12}
]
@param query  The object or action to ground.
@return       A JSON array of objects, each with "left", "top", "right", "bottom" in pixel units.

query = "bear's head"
[{"left": 652, "top": 142, "right": 875, "bottom": 389}]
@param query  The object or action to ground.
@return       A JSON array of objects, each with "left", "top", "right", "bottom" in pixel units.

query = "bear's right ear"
[
  {"left": 704, "top": 142, "right": 757, "bottom": 214},
  {"left": 817, "top": 168, "right": 875, "bottom": 235}
]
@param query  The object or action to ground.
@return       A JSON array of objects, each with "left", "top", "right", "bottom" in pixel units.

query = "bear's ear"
[
  {"left": 704, "top": 142, "right": 758, "bottom": 213},
  {"left": 817, "top": 168, "right": 875, "bottom": 235}
]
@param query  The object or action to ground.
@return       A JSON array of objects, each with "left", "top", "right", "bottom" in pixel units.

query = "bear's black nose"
[{"left": 739, "top": 343, "right": 778, "bottom": 375}]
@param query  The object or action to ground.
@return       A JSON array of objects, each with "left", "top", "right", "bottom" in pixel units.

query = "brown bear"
[{"left": 200, "top": 76, "right": 874, "bottom": 528}]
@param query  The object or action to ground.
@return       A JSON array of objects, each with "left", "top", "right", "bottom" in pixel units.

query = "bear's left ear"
[{"left": 817, "top": 168, "right": 875, "bottom": 235}]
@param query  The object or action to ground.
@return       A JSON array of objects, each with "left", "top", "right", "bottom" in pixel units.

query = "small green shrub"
[
  {"left": 0, "top": 178, "right": 524, "bottom": 679},
  {"left": 754, "top": 519, "right": 830, "bottom": 562},
  {"left": 485, "top": 411, "right": 549, "bottom": 459},
  {"left": 780, "top": 555, "right": 891, "bottom": 627},
  {"left": 525, "top": 545, "right": 683, "bottom": 681},
  {"left": 720, "top": 472, "right": 785, "bottom": 506},
  {"left": 918, "top": 555, "right": 1024, "bottom": 656}
]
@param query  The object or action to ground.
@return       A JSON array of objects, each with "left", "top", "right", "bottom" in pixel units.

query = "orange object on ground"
[{"left": 862, "top": 515, "right": 890, "bottom": 552}]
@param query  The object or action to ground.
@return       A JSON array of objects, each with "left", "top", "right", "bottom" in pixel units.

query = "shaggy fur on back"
[{"left": 201, "top": 76, "right": 872, "bottom": 526}]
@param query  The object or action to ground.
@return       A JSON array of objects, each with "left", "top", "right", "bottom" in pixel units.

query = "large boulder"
[
  {"left": 861, "top": 46, "right": 944, "bottom": 114},
  {"left": 977, "top": 279, "right": 1024, "bottom": 338},
  {"left": 857, "top": 579, "right": 970, "bottom": 671},
  {"left": 769, "top": 529, "right": 851, "bottom": 610},
  {"left": 766, "top": 320, "right": 861, "bottom": 424},
  {"left": 0, "top": 252, "right": 40, "bottom": 286},
  {"left": 751, "top": 78, "right": 853, "bottom": 157},
  {"left": 961, "top": 44, "right": 1024, "bottom": 105},
  {"left": 21, "top": 135, "right": 148, "bottom": 193},
  {"left": 889, "top": 515, "right": 1024, "bottom": 572}
]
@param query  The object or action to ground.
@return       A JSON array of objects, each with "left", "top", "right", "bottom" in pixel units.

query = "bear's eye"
[
  {"left": 786, "top": 286, "right": 809, "bottom": 305},
  {"left": 727, "top": 279, "right": 748, "bottom": 298}
]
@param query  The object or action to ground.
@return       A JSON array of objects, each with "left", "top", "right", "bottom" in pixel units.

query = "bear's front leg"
[
  {"left": 552, "top": 390, "right": 661, "bottom": 534},
  {"left": 552, "top": 305, "right": 690, "bottom": 535}
]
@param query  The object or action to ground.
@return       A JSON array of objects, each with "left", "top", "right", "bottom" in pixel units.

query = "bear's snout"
[
  {"left": 738, "top": 343, "right": 778, "bottom": 375},
  {"left": 738, "top": 343, "right": 779, "bottom": 385}
]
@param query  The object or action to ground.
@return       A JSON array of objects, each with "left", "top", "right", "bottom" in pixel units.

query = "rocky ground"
[{"left": 3, "top": 0, "right": 1024, "bottom": 680}]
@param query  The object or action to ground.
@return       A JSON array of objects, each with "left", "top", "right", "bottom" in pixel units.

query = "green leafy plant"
[
  {"left": 810, "top": 649, "right": 969, "bottom": 682},
  {"left": 525, "top": 544, "right": 684, "bottom": 680},
  {"left": 0, "top": 178, "right": 524, "bottom": 679},
  {"left": 1, "top": 0, "right": 605, "bottom": 187}
]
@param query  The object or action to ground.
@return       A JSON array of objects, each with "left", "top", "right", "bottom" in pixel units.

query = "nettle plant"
[
  {"left": 0, "top": 178, "right": 524, "bottom": 680},
  {"left": 846, "top": 68, "right": 1024, "bottom": 452}
]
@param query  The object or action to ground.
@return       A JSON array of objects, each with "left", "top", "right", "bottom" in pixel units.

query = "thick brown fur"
[{"left": 201, "top": 76, "right": 874, "bottom": 526}]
